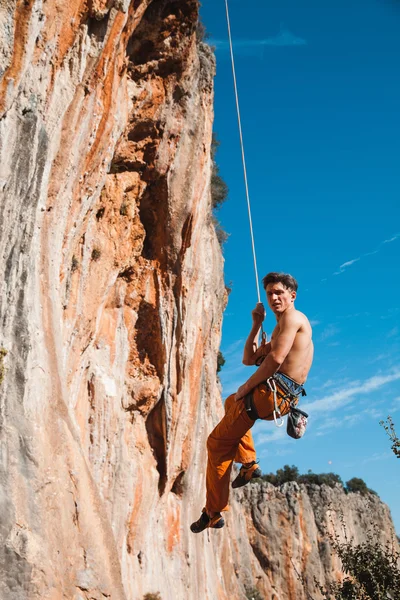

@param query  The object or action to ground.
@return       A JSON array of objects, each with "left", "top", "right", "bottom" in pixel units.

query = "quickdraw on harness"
[{"left": 267, "top": 377, "right": 284, "bottom": 428}]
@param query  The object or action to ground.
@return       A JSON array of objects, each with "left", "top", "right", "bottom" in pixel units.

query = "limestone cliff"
[
  {"left": 235, "top": 481, "right": 399, "bottom": 599},
  {"left": 0, "top": 2, "right": 398, "bottom": 600},
  {"left": 0, "top": 1, "right": 228, "bottom": 597}
]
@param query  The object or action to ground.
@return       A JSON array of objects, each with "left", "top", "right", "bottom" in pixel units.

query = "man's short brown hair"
[{"left": 262, "top": 272, "right": 298, "bottom": 293}]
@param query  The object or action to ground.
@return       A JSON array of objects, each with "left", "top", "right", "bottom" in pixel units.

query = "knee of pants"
[
  {"left": 224, "top": 393, "right": 236, "bottom": 413},
  {"left": 207, "top": 434, "right": 217, "bottom": 454}
]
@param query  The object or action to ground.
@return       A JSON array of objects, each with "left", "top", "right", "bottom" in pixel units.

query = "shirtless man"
[{"left": 191, "top": 272, "right": 313, "bottom": 533}]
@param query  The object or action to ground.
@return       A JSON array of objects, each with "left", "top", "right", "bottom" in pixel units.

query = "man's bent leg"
[
  {"left": 224, "top": 394, "right": 256, "bottom": 465},
  {"left": 206, "top": 395, "right": 255, "bottom": 513}
]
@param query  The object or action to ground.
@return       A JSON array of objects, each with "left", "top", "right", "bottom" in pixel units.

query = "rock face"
[
  {"left": 235, "top": 481, "right": 399, "bottom": 600},
  {"left": 0, "top": 2, "right": 398, "bottom": 600}
]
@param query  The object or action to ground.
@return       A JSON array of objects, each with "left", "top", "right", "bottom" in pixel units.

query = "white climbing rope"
[{"left": 224, "top": 0, "right": 262, "bottom": 304}]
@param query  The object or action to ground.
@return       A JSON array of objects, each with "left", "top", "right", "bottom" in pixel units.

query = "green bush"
[
  {"left": 143, "top": 594, "right": 161, "bottom": 600},
  {"left": 315, "top": 521, "right": 400, "bottom": 600},
  {"left": 299, "top": 471, "right": 344, "bottom": 488},
  {"left": 217, "top": 351, "right": 226, "bottom": 373},
  {"left": 345, "top": 477, "right": 376, "bottom": 496},
  {"left": 307, "top": 416, "right": 400, "bottom": 600},
  {"left": 211, "top": 134, "right": 228, "bottom": 210},
  {"left": 196, "top": 20, "right": 209, "bottom": 43},
  {"left": 260, "top": 466, "right": 380, "bottom": 494},
  {"left": 210, "top": 134, "right": 229, "bottom": 246},
  {"left": 380, "top": 416, "right": 400, "bottom": 458},
  {"left": 261, "top": 464, "right": 299, "bottom": 486}
]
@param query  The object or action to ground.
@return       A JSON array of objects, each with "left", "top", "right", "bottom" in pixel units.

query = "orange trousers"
[{"left": 205, "top": 382, "right": 292, "bottom": 513}]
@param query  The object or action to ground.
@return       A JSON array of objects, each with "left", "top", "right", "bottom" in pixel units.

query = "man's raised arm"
[
  {"left": 242, "top": 303, "right": 270, "bottom": 365},
  {"left": 236, "top": 311, "right": 300, "bottom": 400}
]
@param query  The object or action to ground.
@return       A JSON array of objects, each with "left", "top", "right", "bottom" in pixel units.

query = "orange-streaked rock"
[{"left": 0, "top": 2, "right": 398, "bottom": 599}]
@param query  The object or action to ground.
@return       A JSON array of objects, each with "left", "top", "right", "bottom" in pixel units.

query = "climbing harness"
[
  {"left": 244, "top": 372, "right": 308, "bottom": 432},
  {"left": 267, "top": 377, "right": 285, "bottom": 428},
  {"left": 224, "top": 0, "right": 266, "bottom": 344}
]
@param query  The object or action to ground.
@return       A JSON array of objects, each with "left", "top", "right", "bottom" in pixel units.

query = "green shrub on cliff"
[
  {"left": 210, "top": 133, "right": 229, "bottom": 246},
  {"left": 299, "top": 471, "right": 344, "bottom": 487},
  {"left": 315, "top": 520, "right": 400, "bottom": 600},
  {"left": 196, "top": 20, "right": 209, "bottom": 43},
  {"left": 261, "top": 464, "right": 300, "bottom": 485},
  {"left": 380, "top": 416, "right": 400, "bottom": 458},
  {"left": 309, "top": 418, "right": 400, "bottom": 600},
  {"left": 217, "top": 351, "right": 226, "bottom": 373},
  {"left": 260, "top": 465, "right": 345, "bottom": 489},
  {"left": 259, "top": 465, "right": 380, "bottom": 495},
  {"left": 211, "top": 134, "right": 229, "bottom": 210},
  {"left": 345, "top": 477, "right": 377, "bottom": 496}
]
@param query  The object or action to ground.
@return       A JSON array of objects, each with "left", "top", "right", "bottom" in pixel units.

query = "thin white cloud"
[
  {"left": 255, "top": 424, "right": 289, "bottom": 445},
  {"left": 364, "top": 408, "right": 384, "bottom": 420},
  {"left": 340, "top": 258, "right": 360, "bottom": 270},
  {"left": 387, "top": 327, "right": 399, "bottom": 339},
  {"left": 302, "top": 369, "right": 400, "bottom": 415},
  {"left": 361, "top": 452, "right": 392, "bottom": 465},
  {"left": 333, "top": 257, "right": 360, "bottom": 275},
  {"left": 388, "top": 397, "right": 400, "bottom": 413},
  {"left": 380, "top": 307, "right": 400, "bottom": 320},
  {"left": 383, "top": 234, "right": 400, "bottom": 244},
  {"left": 222, "top": 338, "right": 244, "bottom": 358},
  {"left": 310, "top": 319, "right": 321, "bottom": 327},
  {"left": 370, "top": 352, "right": 392, "bottom": 363},
  {"left": 316, "top": 413, "right": 362, "bottom": 433},
  {"left": 320, "top": 324, "right": 340, "bottom": 341},
  {"left": 332, "top": 232, "right": 399, "bottom": 277},
  {"left": 319, "top": 378, "right": 339, "bottom": 390},
  {"left": 211, "top": 27, "right": 307, "bottom": 54},
  {"left": 258, "top": 447, "right": 294, "bottom": 459}
]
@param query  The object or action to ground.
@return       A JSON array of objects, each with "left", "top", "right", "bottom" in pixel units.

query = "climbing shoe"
[
  {"left": 231, "top": 461, "right": 261, "bottom": 489},
  {"left": 190, "top": 509, "right": 225, "bottom": 533}
]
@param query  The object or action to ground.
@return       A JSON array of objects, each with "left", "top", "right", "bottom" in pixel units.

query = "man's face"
[{"left": 266, "top": 282, "right": 296, "bottom": 315}]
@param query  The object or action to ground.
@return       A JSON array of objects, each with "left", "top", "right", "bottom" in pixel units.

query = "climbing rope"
[
  {"left": 224, "top": 0, "right": 266, "bottom": 342},
  {"left": 224, "top": 0, "right": 261, "bottom": 304}
]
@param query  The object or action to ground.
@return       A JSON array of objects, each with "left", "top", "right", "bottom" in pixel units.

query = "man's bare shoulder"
[{"left": 281, "top": 308, "right": 308, "bottom": 325}]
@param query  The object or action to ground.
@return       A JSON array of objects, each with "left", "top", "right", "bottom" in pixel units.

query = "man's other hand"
[
  {"left": 235, "top": 384, "right": 248, "bottom": 402},
  {"left": 251, "top": 302, "right": 266, "bottom": 326}
]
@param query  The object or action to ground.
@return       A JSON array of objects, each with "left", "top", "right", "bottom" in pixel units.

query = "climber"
[{"left": 190, "top": 272, "right": 314, "bottom": 533}]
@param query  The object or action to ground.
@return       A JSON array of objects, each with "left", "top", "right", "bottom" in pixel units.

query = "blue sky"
[{"left": 200, "top": 0, "right": 400, "bottom": 531}]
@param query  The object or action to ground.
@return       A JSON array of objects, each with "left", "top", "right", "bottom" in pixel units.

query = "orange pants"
[{"left": 205, "top": 382, "right": 292, "bottom": 513}]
